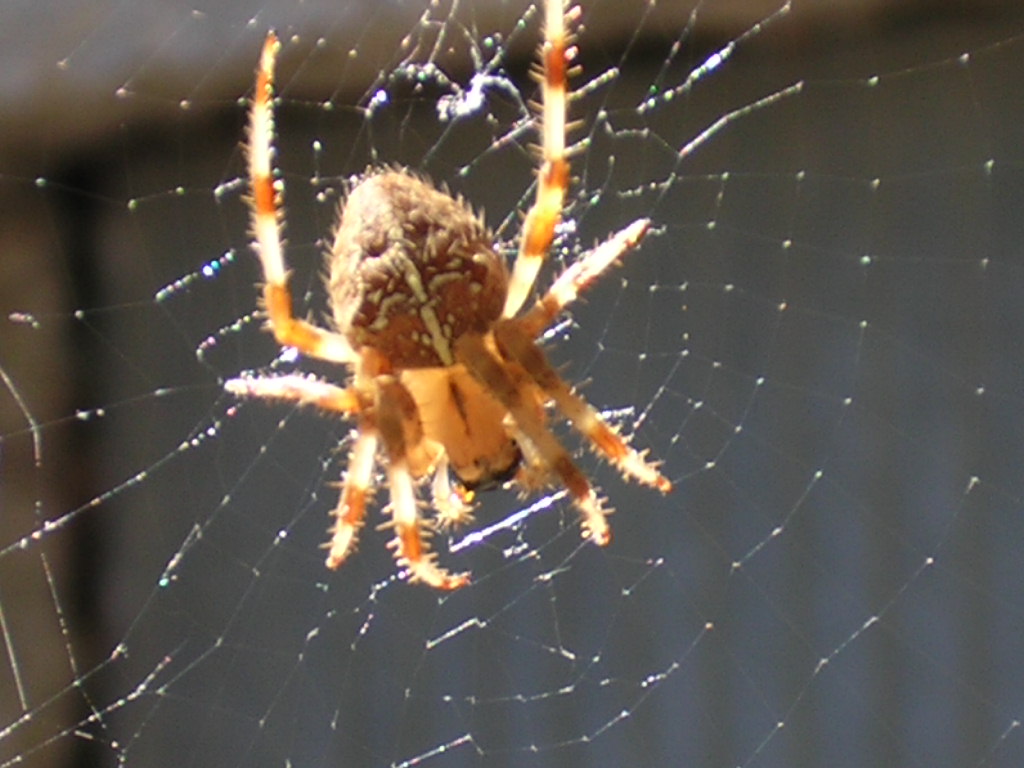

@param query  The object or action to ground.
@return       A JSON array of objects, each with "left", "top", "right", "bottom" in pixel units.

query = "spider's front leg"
[
  {"left": 455, "top": 333, "right": 613, "bottom": 546},
  {"left": 325, "top": 427, "right": 377, "bottom": 569},
  {"left": 494, "top": 320, "right": 671, "bottom": 494},
  {"left": 223, "top": 372, "right": 378, "bottom": 568},
  {"left": 375, "top": 377, "right": 470, "bottom": 590}
]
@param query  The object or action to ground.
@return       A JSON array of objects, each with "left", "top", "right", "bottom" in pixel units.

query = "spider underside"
[{"left": 226, "top": 0, "right": 671, "bottom": 589}]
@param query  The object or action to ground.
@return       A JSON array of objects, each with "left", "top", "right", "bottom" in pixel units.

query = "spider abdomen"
[{"left": 328, "top": 170, "right": 509, "bottom": 368}]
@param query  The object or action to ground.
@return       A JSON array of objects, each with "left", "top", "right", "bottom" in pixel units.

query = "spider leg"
[
  {"left": 221, "top": 372, "right": 376, "bottom": 566},
  {"left": 248, "top": 32, "right": 355, "bottom": 364},
  {"left": 384, "top": 460, "right": 469, "bottom": 589},
  {"left": 508, "top": 423, "right": 552, "bottom": 491},
  {"left": 495, "top": 321, "right": 671, "bottom": 493},
  {"left": 455, "top": 333, "right": 613, "bottom": 546},
  {"left": 503, "top": 0, "right": 572, "bottom": 318},
  {"left": 224, "top": 373, "right": 362, "bottom": 413},
  {"left": 518, "top": 218, "right": 651, "bottom": 338},
  {"left": 376, "top": 377, "right": 470, "bottom": 589},
  {"left": 325, "top": 428, "right": 377, "bottom": 569}
]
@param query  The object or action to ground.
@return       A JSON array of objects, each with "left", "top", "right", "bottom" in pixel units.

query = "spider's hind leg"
[
  {"left": 518, "top": 218, "right": 651, "bottom": 338},
  {"left": 247, "top": 32, "right": 356, "bottom": 366},
  {"left": 503, "top": 0, "right": 574, "bottom": 317}
]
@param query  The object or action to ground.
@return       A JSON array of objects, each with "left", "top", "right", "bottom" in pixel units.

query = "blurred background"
[{"left": 2, "top": 0, "right": 1024, "bottom": 766}]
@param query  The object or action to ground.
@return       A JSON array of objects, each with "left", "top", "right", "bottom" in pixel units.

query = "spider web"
[{"left": 3, "top": 0, "right": 1024, "bottom": 766}]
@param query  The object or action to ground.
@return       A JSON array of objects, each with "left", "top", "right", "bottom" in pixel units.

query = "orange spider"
[{"left": 225, "top": 0, "right": 671, "bottom": 589}]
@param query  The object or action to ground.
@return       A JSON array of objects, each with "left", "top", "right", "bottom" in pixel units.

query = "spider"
[{"left": 225, "top": 0, "right": 671, "bottom": 589}]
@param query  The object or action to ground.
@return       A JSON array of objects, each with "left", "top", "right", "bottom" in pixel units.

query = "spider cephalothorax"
[{"left": 226, "top": 0, "right": 671, "bottom": 589}]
